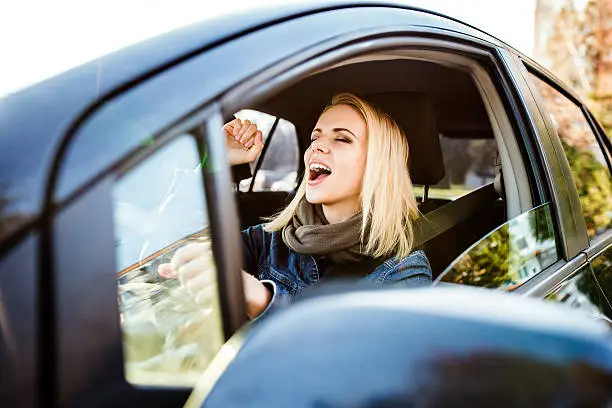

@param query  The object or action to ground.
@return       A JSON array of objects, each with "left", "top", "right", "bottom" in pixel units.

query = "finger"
[
  {"left": 178, "top": 255, "right": 215, "bottom": 288},
  {"left": 233, "top": 120, "right": 243, "bottom": 137},
  {"left": 244, "top": 137, "right": 255, "bottom": 148},
  {"left": 194, "top": 284, "right": 218, "bottom": 305},
  {"left": 158, "top": 263, "right": 177, "bottom": 279},
  {"left": 253, "top": 130, "right": 264, "bottom": 150},
  {"left": 170, "top": 242, "right": 211, "bottom": 272},
  {"left": 236, "top": 119, "right": 251, "bottom": 140},
  {"left": 231, "top": 119, "right": 243, "bottom": 136},
  {"left": 240, "top": 124, "right": 258, "bottom": 145},
  {"left": 185, "top": 270, "right": 216, "bottom": 297},
  {"left": 223, "top": 119, "right": 238, "bottom": 136},
  {"left": 246, "top": 131, "right": 264, "bottom": 160}
]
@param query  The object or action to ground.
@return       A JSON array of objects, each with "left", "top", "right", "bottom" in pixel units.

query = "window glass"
[
  {"left": 590, "top": 246, "right": 612, "bottom": 319},
  {"left": 415, "top": 135, "right": 497, "bottom": 201},
  {"left": 234, "top": 110, "right": 299, "bottom": 193},
  {"left": 113, "top": 135, "right": 223, "bottom": 387},
  {"left": 436, "top": 204, "right": 559, "bottom": 290},
  {"left": 545, "top": 264, "right": 612, "bottom": 323},
  {"left": 529, "top": 74, "right": 612, "bottom": 239}
]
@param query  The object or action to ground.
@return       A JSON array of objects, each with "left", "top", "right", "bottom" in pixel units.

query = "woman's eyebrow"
[
  {"left": 334, "top": 128, "right": 356, "bottom": 137},
  {"left": 311, "top": 127, "right": 357, "bottom": 138}
]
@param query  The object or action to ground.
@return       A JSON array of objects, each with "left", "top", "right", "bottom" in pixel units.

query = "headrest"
[{"left": 365, "top": 92, "right": 445, "bottom": 186}]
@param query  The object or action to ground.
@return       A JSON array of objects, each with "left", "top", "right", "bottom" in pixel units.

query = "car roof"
[{"left": 0, "top": 0, "right": 542, "bottom": 247}]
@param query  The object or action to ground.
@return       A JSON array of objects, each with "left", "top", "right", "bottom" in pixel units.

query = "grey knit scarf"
[{"left": 282, "top": 198, "right": 369, "bottom": 263}]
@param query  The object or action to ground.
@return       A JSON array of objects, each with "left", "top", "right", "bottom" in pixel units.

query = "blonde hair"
[{"left": 264, "top": 92, "right": 420, "bottom": 259}]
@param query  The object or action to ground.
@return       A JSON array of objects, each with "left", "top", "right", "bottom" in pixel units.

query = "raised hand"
[{"left": 223, "top": 118, "right": 265, "bottom": 166}]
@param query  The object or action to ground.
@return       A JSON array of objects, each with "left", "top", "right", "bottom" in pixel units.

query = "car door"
[
  {"left": 526, "top": 68, "right": 612, "bottom": 320},
  {"left": 437, "top": 51, "right": 612, "bottom": 322},
  {"left": 516, "top": 61, "right": 611, "bottom": 317},
  {"left": 49, "top": 95, "right": 247, "bottom": 408},
  {"left": 580, "top": 108, "right": 612, "bottom": 317}
]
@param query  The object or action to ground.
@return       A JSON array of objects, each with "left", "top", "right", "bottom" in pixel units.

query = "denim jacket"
[{"left": 242, "top": 224, "right": 432, "bottom": 315}]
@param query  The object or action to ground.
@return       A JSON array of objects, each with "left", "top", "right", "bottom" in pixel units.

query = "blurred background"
[{"left": 0, "top": 0, "right": 610, "bottom": 131}]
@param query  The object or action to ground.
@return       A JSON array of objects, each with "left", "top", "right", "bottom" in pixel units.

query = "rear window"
[
  {"left": 415, "top": 135, "right": 497, "bottom": 202},
  {"left": 234, "top": 109, "right": 299, "bottom": 193}
]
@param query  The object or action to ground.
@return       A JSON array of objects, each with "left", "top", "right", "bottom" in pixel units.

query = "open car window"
[{"left": 113, "top": 135, "right": 224, "bottom": 387}]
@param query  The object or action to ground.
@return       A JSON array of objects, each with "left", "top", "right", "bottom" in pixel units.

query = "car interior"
[{"left": 228, "top": 55, "right": 517, "bottom": 278}]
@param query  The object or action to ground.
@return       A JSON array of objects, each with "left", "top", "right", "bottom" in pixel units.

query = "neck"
[{"left": 322, "top": 200, "right": 360, "bottom": 224}]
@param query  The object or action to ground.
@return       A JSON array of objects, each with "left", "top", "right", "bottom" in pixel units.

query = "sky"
[{"left": 0, "top": 0, "right": 537, "bottom": 98}]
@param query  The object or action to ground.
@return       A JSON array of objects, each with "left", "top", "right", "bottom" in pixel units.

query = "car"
[{"left": 1, "top": 1, "right": 611, "bottom": 407}]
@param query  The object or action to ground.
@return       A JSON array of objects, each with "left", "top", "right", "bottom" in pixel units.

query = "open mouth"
[{"left": 308, "top": 163, "right": 332, "bottom": 184}]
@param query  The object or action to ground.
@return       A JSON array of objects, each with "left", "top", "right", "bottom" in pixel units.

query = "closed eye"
[{"left": 336, "top": 138, "right": 351, "bottom": 143}]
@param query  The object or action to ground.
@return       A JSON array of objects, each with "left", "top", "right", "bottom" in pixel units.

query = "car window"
[
  {"left": 590, "top": 246, "right": 612, "bottom": 317},
  {"left": 234, "top": 109, "right": 299, "bottom": 193},
  {"left": 414, "top": 135, "right": 497, "bottom": 202},
  {"left": 113, "top": 135, "right": 224, "bottom": 387},
  {"left": 545, "top": 263, "right": 612, "bottom": 323},
  {"left": 529, "top": 74, "right": 612, "bottom": 240},
  {"left": 436, "top": 204, "right": 559, "bottom": 290}
]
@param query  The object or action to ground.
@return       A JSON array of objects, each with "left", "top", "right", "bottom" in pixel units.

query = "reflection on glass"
[
  {"left": 590, "top": 249, "right": 612, "bottom": 319},
  {"left": 113, "top": 135, "right": 223, "bottom": 386},
  {"left": 545, "top": 264, "right": 612, "bottom": 322},
  {"left": 530, "top": 74, "right": 612, "bottom": 239},
  {"left": 437, "top": 204, "right": 558, "bottom": 290}
]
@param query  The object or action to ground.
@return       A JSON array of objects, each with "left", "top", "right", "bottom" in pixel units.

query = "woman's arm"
[{"left": 155, "top": 118, "right": 273, "bottom": 319}]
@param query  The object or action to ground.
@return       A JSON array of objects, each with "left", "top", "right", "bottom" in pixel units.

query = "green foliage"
[
  {"left": 560, "top": 139, "right": 612, "bottom": 238},
  {"left": 529, "top": 206, "right": 556, "bottom": 243},
  {"left": 442, "top": 227, "right": 513, "bottom": 288}
]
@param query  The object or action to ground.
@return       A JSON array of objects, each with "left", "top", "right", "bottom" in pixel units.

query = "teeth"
[{"left": 309, "top": 163, "right": 331, "bottom": 172}]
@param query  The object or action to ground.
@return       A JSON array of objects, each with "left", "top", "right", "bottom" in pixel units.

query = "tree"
[{"left": 441, "top": 227, "right": 514, "bottom": 288}]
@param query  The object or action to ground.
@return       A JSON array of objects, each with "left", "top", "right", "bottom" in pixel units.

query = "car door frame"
[
  {"left": 182, "top": 22, "right": 570, "bottom": 408},
  {"left": 505, "top": 54, "right": 611, "bottom": 300}
]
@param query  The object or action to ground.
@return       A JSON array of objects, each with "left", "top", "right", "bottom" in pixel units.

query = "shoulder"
[
  {"left": 374, "top": 250, "right": 432, "bottom": 286},
  {"left": 242, "top": 223, "right": 288, "bottom": 252},
  {"left": 242, "top": 223, "right": 276, "bottom": 239},
  {"left": 395, "top": 250, "right": 431, "bottom": 271},
  {"left": 241, "top": 223, "right": 271, "bottom": 248}
]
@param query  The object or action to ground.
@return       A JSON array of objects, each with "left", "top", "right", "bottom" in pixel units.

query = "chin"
[
  {"left": 305, "top": 189, "right": 329, "bottom": 205},
  {"left": 305, "top": 193, "right": 322, "bottom": 204}
]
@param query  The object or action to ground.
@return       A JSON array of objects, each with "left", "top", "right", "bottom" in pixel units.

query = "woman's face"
[{"left": 304, "top": 104, "right": 368, "bottom": 210}]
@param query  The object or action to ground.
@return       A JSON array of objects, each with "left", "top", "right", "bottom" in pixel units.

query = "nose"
[{"left": 311, "top": 139, "right": 330, "bottom": 154}]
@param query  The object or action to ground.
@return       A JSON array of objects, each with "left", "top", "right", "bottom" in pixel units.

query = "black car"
[{"left": 1, "top": 2, "right": 612, "bottom": 407}]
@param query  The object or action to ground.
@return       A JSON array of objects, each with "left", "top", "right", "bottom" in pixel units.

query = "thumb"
[
  {"left": 254, "top": 131, "right": 264, "bottom": 150},
  {"left": 158, "top": 263, "right": 177, "bottom": 279}
]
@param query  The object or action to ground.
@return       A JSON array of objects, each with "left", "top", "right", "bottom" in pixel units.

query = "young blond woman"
[{"left": 161, "top": 93, "right": 432, "bottom": 319}]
